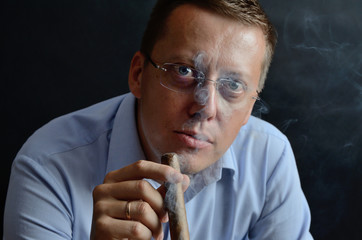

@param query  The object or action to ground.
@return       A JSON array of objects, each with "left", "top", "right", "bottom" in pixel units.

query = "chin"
[{"left": 174, "top": 150, "right": 218, "bottom": 174}]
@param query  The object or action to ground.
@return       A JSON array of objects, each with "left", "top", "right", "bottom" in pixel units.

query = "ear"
[{"left": 128, "top": 51, "right": 145, "bottom": 99}]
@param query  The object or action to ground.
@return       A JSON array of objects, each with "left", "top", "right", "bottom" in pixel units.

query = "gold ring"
[{"left": 125, "top": 201, "right": 131, "bottom": 220}]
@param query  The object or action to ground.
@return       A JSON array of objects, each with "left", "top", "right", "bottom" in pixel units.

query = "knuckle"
[
  {"left": 103, "top": 169, "right": 118, "bottom": 183},
  {"left": 137, "top": 201, "right": 150, "bottom": 216},
  {"left": 92, "top": 185, "right": 106, "bottom": 200},
  {"left": 93, "top": 183, "right": 112, "bottom": 197},
  {"left": 93, "top": 201, "right": 108, "bottom": 215},
  {"left": 94, "top": 215, "right": 110, "bottom": 232},
  {"left": 103, "top": 172, "right": 113, "bottom": 183},
  {"left": 130, "top": 221, "right": 144, "bottom": 238},
  {"left": 134, "top": 160, "right": 147, "bottom": 170},
  {"left": 136, "top": 179, "right": 150, "bottom": 193}
]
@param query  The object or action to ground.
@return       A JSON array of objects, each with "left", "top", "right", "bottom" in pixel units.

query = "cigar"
[{"left": 161, "top": 153, "right": 190, "bottom": 240}]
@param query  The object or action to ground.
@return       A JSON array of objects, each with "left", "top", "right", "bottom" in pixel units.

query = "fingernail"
[
  {"left": 158, "top": 232, "right": 164, "bottom": 240},
  {"left": 162, "top": 213, "right": 169, "bottom": 223},
  {"left": 182, "top": 175, "right": 190, "bottom": 190}
]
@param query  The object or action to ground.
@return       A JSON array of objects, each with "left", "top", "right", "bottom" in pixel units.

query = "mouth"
[{"left": 174, "top": 131, "right": 213, "bottom": 149}]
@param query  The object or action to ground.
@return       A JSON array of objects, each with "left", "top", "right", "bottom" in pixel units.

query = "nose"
[{"left": 189, "top": 81, "right": 217, "bottom": 121}]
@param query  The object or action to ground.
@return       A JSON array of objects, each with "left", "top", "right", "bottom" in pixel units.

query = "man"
[{"left": 4, "top": 0, "right": 313, "bottom": 239}]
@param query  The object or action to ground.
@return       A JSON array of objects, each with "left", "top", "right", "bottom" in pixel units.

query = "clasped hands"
[{"left": 90, "top": 160, "right": 190, "bottom": 240}]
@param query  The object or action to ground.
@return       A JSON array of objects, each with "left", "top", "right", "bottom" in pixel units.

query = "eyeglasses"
[{"left": 145, "top": 54, "right": 260, "bottom": 103}]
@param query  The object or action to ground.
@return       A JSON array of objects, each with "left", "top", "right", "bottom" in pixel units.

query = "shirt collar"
[
  {"left": 107, "top": 93, "right": 145, "bottom": 173},
  {"left": 221, "top": 146, "right": 237, "bottom": 177},
  {"left": 184, "top": 148, "right": 236, "bottom": 202}
]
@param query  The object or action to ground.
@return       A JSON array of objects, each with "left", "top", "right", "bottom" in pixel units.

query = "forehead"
[
  {"left": 152, "top": 4, "right": 266, "bottom": 84},
  {"left": 156, "top": 4, "right": 265, "bottom": 51}
]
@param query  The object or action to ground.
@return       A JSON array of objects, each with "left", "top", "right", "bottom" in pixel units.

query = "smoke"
[
  {"left": 252, "top": 97, "right": 270, "bottom": 118},
  {"left": 163, "top": 152, "right": 224, "bottom": 215},
  {"left": 280, "top": 118, "right": 299, "bottom": 133},
  {"left": 194, "top": 86, "right": 210, "bottom": 106},
  {"left": 266, "top": 4, "right": 362, "bottom": 238},
  {"left": 181, "top": 51, "right": 237, "bottom": 131},
  {"left": 163, "top": 180, "right": 182, "bottom": 214}
]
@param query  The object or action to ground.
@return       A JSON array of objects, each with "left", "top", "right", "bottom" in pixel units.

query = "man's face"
[{"left": 130, "top": 4, "right": 266, "bottom": 174}]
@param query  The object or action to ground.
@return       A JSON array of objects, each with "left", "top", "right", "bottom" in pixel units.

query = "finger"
[
  {"left": 105, "top": 160, "right": 184, "bottom": 184},
  {"left": 100, "top": 200, "right": 164, "bottom": 239},
  {"left": 127, "top": 200, "right": 164, "bottom": 239},
  {"left": 93, "top": 198, "right": 164, "bottom": 240},
  {"left": 101, "top": 180, "right": 167, "bottom": 219},
  {"left": 181, "top": 174, "right": 190, "bottom": 191},
  {"left": 93, "top": 216, "right": 152, "bottom": 240}
]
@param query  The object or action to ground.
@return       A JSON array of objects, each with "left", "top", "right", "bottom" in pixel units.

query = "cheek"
[
  {"left": 217, "top": 96, "right": 254, "bottom": 124},
  {"left": 218, "top": 103, "right": 254, "bottom": 143},
  {"left": 139, "top": 80, "right": 184, "bottom": 133}
]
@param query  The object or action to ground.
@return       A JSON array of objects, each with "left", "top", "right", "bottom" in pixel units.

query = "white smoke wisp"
[
  {"left": 194, "top": 86, "right": 210, "bottom": 106},
  {"left": 164, "top": 181, "right": 182, "bottom": 215},
  {"left": 192, "top": 51, "right": 242, "bottom": 119}
]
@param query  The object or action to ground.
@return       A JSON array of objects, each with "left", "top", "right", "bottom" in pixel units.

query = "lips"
[{"left": 174, "top": 131, "right": 212, "bottom": 149}]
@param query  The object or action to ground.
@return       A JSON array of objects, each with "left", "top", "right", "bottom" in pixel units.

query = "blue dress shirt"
[{"left": 4, "top": 93, "right": 313, "bottom": 239}]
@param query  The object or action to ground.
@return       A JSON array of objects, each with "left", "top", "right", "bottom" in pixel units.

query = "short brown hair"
[{"left": 140, "top": 0, "right": 277, "bottom": 91}]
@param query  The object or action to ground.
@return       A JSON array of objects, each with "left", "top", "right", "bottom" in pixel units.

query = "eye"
[
  {"left": 165, "top": 64, "right": 195, "bottom": 79},
  {"left": 177, "top": 65, "right": 193, "bottom": 77},
  {"left": 227, "top": 81, "right": 241, "bottom": 91},
  {"left": 221, "top": 79, "right": 246, "bottom": 93}
]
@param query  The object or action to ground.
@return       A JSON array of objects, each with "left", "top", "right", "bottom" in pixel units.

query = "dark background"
[{"left": 1, "top": 0, "right": 361, "bottom": 238}]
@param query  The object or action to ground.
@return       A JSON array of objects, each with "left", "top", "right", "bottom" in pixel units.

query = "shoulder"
[{"left": 17, "top": 94, "right": 130, "bottom": 162}]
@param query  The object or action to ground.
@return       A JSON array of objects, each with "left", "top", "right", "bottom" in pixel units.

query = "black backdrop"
[{"left": 1, "top": 0, "right": 361, "bottom": 239}]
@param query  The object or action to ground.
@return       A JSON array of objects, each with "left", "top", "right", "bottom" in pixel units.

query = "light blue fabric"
[{"left": 4, "top": 93, "right": 313, "bottom": 239}]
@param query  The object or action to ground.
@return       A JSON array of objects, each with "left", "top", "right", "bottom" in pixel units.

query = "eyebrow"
[
  {"left": 219, "top": 71, "right": 252, "bottom": 86},
  {"left": 163, "top": 52, "right": 197, "bottom": 64},
  {"left": 220, "top": 71, "right": 241, "bottom": 79}
]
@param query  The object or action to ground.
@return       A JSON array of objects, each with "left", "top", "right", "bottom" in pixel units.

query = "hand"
[{"left": 90, "top": 160, "right": 190, "bottom": 240}]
